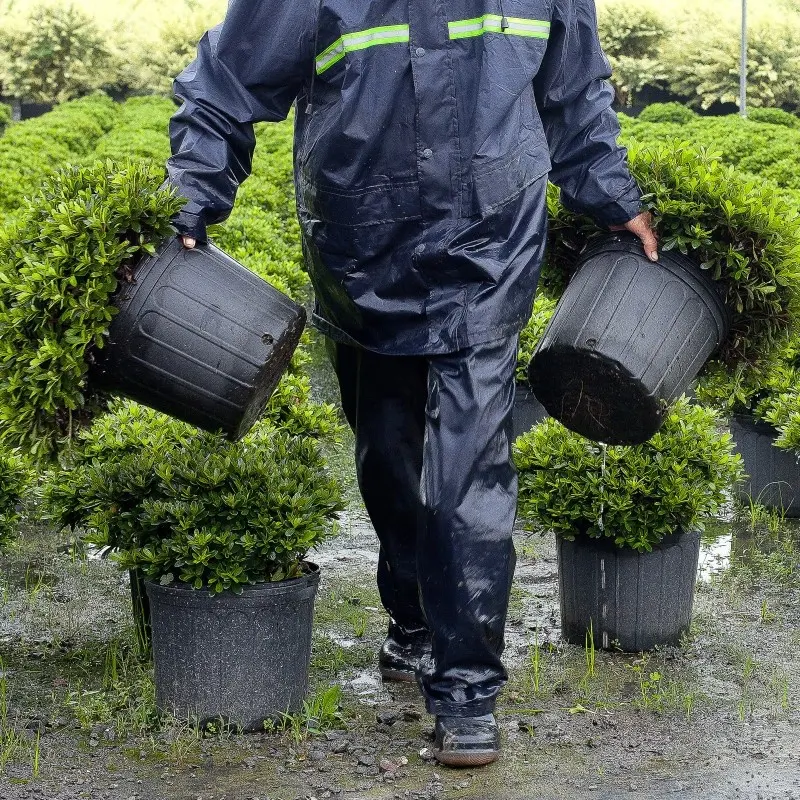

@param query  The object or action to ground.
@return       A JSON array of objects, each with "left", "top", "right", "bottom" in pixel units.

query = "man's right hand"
[{"left": 180, "top": 235, "right": 197, "bottom": 250}]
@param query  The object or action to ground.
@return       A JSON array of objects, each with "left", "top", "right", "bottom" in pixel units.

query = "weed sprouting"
[{"left": 276, "top": 685, "right": 344, "bottom": 745}]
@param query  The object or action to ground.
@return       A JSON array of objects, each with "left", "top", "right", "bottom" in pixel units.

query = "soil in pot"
[
  {"left": 529, "top": 234, "right": 729, "bottom": 445},
  {"left": 92, "top": 237, "right": 306, "bottom": 441},
  {"left": 146, "top": 564, "right": 320, "bottom": 731},
  {"left": 557, "top": 530, "right": 701, "bottom": 652},
  {"left": 730, "top": 414, "right": 800, "bottom": 518}
]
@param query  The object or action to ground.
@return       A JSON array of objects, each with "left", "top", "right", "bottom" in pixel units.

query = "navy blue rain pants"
[{"left": 329, "top": 336, "right": 519, "bottom": 717}]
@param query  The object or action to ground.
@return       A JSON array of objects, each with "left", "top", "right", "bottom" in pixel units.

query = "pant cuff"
[{"left": 424, "top": 698, "right": 497, "bottom": 717}]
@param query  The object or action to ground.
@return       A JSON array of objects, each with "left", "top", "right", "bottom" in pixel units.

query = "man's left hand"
[{"left": 611, "top": 212, "right": 659, "bottom": 262}]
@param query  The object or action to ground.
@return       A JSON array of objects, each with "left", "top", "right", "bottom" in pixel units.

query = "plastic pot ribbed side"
[
  {"left": 557, "top": 530, "right": 701, "bottom": 652},
  {"left": 512, "top": 384, "right": 548, "bottom": 440},
  {"left": 92, "top": 237, "right": 306, "bottom": 440},
  {"left": 528, "top": 234, "right": 730, "bottom": 445},
  {"left": 730, "top": 414, "right": 800, "bottom": 518},
  {"left": 146, "top": 566, "right": 320, "bottom": 731}
]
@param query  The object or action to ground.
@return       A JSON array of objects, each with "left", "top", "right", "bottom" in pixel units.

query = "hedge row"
[
  {"left": 0, "top": 93, "right": 118, "bottom": 219},
  {"left": 619, "top": 107, "right": 800, "bottom": 204}
]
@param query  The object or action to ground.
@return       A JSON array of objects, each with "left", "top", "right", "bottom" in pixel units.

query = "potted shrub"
[
  {"left": 515, "top": 397, "right": 742, "bottom": 651},
  {"left": 42, "top": 399, "right": 343, "bottom": 730},
  {"left": 513, "top": 295, "right": 555, "bottom": 439},
  {"left": 0, "top": 448, "right": 30, "bottom": 550},
  {"left": 529, "top": 141, "right": 800, "bottom": 445},
  {"left": 698, "top": 341, "right": 800, "bottom": 517},
  {"left": 0, "top": 159, "right": 306, "bottom": 461}
]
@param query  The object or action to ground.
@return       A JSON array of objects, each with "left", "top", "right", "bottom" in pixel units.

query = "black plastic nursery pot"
[
  {"left": 557, "top": 530, "right": 701, "bottom": 652},
  {"left": 512, "top": 384, "right": 548, "bottom": 440},
  {"left": 146, "top": 564, "right": 320, "bottom": 732},
  {"left": 92, "top": 237, "right": 306, "bottom": 440},
  {"left": 528, "top": 234, "right": 730, "bottom": 445},
  {"left": 730, "top": 414, "right": 800, "bottom": 518}
]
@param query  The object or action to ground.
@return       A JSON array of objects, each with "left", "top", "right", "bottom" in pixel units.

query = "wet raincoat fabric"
[
  {"left": 167, "top": 0, "right": 642, "bottom": 355},
  {"left": 166, "top": 0, "right": 643, "bottom": 716},
  {"left": 330, "top": 336, "right": 520, "bottom": 716}
]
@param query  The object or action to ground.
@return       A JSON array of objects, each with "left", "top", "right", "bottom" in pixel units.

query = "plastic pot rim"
[{"left": 144, "top": 561, "right": 321, "bottom": 603}]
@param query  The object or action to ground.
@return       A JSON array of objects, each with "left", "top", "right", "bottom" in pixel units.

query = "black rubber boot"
[
  {"left": 378, "top": 624, "right": 431, "bottom": 682},
  {"left": 433, "top": 714, "right": 501, "bottom": 768}
]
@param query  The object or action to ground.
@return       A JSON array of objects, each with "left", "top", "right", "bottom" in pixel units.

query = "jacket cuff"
[
  {"left": 591, "top": 182, "right": 645, "bottom": 228},
  {"left": 171, "top": 209, "right": 208, "bottom": 243}
]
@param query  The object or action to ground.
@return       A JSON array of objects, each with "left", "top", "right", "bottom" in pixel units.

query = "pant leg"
[
  {"left": 328, "top": 341, "right": 429, "bottom": 633},
  {"left": 417, "top": 335, "right": 519, "bottom": 717}
]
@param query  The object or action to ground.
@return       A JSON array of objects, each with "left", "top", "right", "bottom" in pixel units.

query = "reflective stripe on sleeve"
[
  {"left": 316, "top": 24, "right": 411, "bottom": 74},
  {"left": 448, "top": 15, "right": 550, "bottom": 40}
]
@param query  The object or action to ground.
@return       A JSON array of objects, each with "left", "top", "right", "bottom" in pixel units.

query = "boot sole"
[
  {"left": 432, "top": 749, "right": 500, "bottom": 768},
  {"left": 378, "top": 665, "right": 416, "bottom": 683}
]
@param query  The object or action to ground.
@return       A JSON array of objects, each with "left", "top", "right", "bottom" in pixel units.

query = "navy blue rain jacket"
[{"left": 167, "top": 0, "right": 642, "bottom": 355}]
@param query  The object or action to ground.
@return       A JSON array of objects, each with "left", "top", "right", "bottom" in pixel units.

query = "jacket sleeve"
[
  {"left": 167, "top": 0, "right": 317, "bottom": 241},
  {"left": 533, "top": 0, "right": 642, "bottom": 226}
]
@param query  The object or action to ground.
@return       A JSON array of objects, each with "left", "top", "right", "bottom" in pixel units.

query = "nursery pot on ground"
[
  {"left": 528, "top": 234, "right": 730, "bottom": 445},
  {"left": 557, "top": 530, "right": 701, "bottom": 652},
  {"left": 92, "top": 237, "right": 306, "bottom": 440},
  {"left": 146, "top": 564, "right": 320, "bottom": 731},
  {"left": 730, "top": 414, "right": 800, "bottom": 518}
]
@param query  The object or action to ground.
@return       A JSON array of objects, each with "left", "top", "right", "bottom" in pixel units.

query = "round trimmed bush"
[
  {"left": 638, "top": 102, "right": 697, "bottom": 125},
  {"left": 43, "top": 402, "right": 344, "bottom": 595},
  {"left": 515, "top": 397, "right": 743, "bottom": 552},
  {"left": 0, "top": 159, "right": 183, "bottom": 460},
  {"left": 747, "top": 107, "right": 800, "bottom": 129}
]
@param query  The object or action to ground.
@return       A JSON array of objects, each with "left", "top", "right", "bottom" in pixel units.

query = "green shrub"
[
  {"left": 620, "top": 113, "right": 800, "bottom": 196},
  {"left": 697, "top": 335, "right": 800, "bottom": 452},
  {"left": 0, "top": 3, "right": 109, "bottom": 103},
  {"left": 515, "top": 398, "right": 743, "bottom": 551},
  {"left": 43, "top": 402, "right": 343, "bottom": 594},
  {"left": 89, "top": 97, "right": 175, "bottom": 164},
  {"left": 516, "top": 295, "right": 557, "bottom": 382},
  {"left": 0, "top": 160, "right": 183, "bottom": 460},
  {"left": 597, "top": 1, "right": 670, "bottom": 105},
  {"left": 0, "top": 449, "right": 30, "bottom": 549},
  {"left": 662, "top": 20, "right": 800, "bottom": 111},
  {"left": 638, "top": 102, "right": 697, "bottom": 125},
  {"left": 747, "top": 107, "right": 800, "bottom": 129},
  {"left": 0, "top": 93, "right": 118, "bottom": 216},
  {"left": 0, "top": 103, "right": 11, "bottom": 134},
  {"left": 597, "top": 1, "right": 668, "bottom": 60},
  {"left": 545, "top": 140, "right": 800, "bottom": 376},
  {"left": 134, "top": 10, "right": 218, "bottom": 94}
]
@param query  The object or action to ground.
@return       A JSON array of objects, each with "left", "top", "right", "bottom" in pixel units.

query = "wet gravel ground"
[{"left": 0, "top": 504, "right": 798, "bottom": 800}]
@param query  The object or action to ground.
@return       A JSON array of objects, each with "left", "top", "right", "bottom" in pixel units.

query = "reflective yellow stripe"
[
  {"left": 448, "top": 15, "right": 550, "bottom": 40},
  {"left": 316, "top": 25, "right": 411, "bottom": 74}
]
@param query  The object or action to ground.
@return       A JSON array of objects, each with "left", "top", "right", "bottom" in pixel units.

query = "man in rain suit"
[{"left": 168, "top": 0, "right": 658, "bottom": 767}]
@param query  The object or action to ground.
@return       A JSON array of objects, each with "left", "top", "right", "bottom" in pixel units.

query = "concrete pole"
[{"left": 740, "top": 0, "right": 748, "bottom": 117}]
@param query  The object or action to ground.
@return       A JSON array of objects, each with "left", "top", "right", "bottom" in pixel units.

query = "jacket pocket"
[
  {"left": 469, "top": 141, "right": 551, "bottom": 217},
  {"left": 299, "top": 176, "right": 422, "bottom": 228}
]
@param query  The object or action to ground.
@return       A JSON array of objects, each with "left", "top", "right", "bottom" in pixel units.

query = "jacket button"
[
  {"left": 422, "top": 148, "right": 433, "bottom": 159},
  {"left": 415, "top": 47, "right": 426, "bottom": 57},
  {"left": 414, "top": 244, "right": 426, "bottom": 255}
]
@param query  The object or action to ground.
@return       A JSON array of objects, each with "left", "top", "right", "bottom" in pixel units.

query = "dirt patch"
[{"left": 1, "top": 506, "right": 799, "bottom": 800}]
